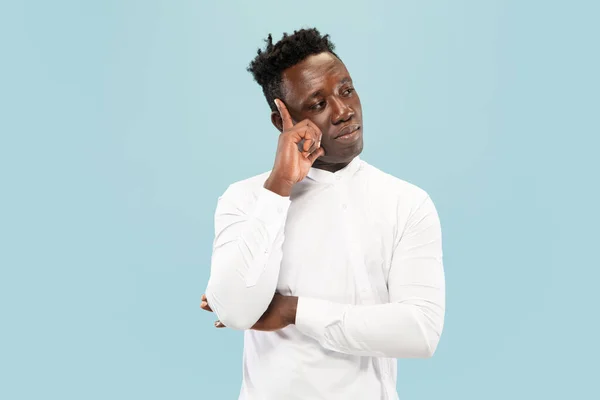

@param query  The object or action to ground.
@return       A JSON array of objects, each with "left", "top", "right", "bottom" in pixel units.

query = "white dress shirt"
[{"left": 205, "top": 155, "right": 445, "bottom": 400}]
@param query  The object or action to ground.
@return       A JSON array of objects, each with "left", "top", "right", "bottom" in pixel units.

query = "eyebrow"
[{"left": 303, "top": 76, "right": 353, "bottom": 103}]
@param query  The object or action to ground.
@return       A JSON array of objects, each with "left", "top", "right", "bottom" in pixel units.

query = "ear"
[{"left": 271, "top": 111, "right": 283, "bottom": 132}]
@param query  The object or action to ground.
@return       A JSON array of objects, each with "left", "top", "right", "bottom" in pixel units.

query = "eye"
[
  {"left": 342, "top": 88, "right": 355, "bottom": 96},
  {"left": 310, "top": 101, "right": 326, "bottom": 111}
]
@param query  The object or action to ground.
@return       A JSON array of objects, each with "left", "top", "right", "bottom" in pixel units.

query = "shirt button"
[
  {"left": 277, "top": 206, "right": 283, "bottom": 213},
  {"left": 342, "top": 204, "right": 347, "bottom": 211},
  {"left": 264, "top": 249, "right": 269, "bottom": 254}
]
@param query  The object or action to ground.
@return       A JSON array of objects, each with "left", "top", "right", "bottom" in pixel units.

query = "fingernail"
[{"left": 201, "top": 301, "right": 207, "bottom": 308}]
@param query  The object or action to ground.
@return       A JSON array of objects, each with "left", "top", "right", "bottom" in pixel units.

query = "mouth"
[{"left": 334, "top": 124, "right": 361, "bottom": 140}]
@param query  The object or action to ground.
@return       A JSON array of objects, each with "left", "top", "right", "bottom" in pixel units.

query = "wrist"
[
  {"left": 284, "top": 296, "right": 298, "bottom": 325},
  {"left": 264, "top": 175, "right": 294, "bottom": 197}
]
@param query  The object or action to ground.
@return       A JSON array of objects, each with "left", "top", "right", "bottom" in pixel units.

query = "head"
[{"left": 247, "top": 28, "right": 363, "bottom": 170}]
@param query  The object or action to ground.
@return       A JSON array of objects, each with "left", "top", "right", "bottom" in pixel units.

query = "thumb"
[{"left": 307, "top": 147, "right": 326, "bottom": 164}]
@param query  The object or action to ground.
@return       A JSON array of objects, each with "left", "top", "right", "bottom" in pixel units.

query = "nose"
[{"left": 329, "top": 96, "right": 354, "bottom": 125}]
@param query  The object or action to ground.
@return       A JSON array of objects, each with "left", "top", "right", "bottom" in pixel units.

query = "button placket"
[{"left": 336, "top": 186, "right": 374, "bottom": 305}]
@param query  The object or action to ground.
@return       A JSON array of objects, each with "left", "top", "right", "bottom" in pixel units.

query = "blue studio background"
[{"left": 1, "top": 1, "right": 598, "bottom": 399}]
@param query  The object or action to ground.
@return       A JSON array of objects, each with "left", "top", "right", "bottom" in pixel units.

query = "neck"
[{"left": 311, "top": 158, "right": 352, "bottom": 173}]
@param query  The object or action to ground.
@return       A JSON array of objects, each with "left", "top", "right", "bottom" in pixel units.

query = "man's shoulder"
[
  {"left": 360, "top": 160, "right": 429, "bottom": 201},
  {"left": 219, "top": 170, "right": 272, "bottom": 202}
]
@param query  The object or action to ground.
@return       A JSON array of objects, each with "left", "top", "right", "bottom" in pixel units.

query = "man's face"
[{"left": 274, "top": 52, "right": 363, "bottom": 166}]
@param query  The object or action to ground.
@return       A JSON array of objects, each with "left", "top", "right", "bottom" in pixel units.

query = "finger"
[
  {"left": 302, "top": 124, "right": 322, "bottom": 156},
  {"left": 274, "top": 99, "right": 294, "bottom": 131},
  {"left": 307, "top": 147, "right": 326, "bottom": 164},
  {"left": 306, "top": 131, "right": 320, "bottom": 154},
  {"left": 201, "top": 294, "right": 206, "bottom": 301},
  {"left": 302, "top": 126, "right": 318, "bottom": 153},
  {"left": 305, "top": 120, "right": 323, "bottom": 148},
  {"left": 214, "top": 320, "right": 226, "bottom": 328},
  {"left": 290, "top": 125, "right": 319, "bottom": 158},
  {"left": 291, "top": 122, "right": 318, "bottom": 155},
  {"left": 200, "top": 301, "right": 213, "bottom": 312}
]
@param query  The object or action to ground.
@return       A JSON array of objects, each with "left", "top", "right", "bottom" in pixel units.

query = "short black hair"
[{"left": 247, "top": 28, "right": 340, "bottom": 112}]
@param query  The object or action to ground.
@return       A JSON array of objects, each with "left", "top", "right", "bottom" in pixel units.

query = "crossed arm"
[{"left": 202, "top": 184, "right": 445, "bottom": 358}]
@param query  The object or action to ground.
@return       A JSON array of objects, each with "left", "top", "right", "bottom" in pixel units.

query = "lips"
[{"left": 334, "top": 124, "right": 361, "bottom": 139}]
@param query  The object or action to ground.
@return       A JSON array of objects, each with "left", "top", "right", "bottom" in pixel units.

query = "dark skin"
[
  {"left": 201, "top": 293, "right": 297, "bottom": 330},
  {"left": 272, "top": 52, "right": 364, "bottom": 172},
  {"left": 201, "top": 51, "right": 363, "bottom": 330}
]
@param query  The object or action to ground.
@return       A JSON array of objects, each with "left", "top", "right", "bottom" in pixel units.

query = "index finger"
[{"left": 274, "top": 99, "right": 294, "bottom": 131}]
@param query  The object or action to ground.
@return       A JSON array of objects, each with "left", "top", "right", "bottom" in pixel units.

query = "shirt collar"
[{"left": 306, "top": 155, "right": 362, "bottom": 184}]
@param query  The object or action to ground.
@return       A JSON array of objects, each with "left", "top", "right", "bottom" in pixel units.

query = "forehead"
[{"left": 281, "top": 52, "right": 350, "bottom": 104}]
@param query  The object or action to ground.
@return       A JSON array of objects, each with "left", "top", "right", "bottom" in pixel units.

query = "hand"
[
  {"left": 265, "top": 99, "right": 326, "bottom": 196},
  {"left": 200, "top": 293, "right": 298, "bottom": 331}
]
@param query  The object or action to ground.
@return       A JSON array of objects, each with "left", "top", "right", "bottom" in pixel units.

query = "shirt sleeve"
[
  {"left": 204, "top": 182, "right": 291, "bottom": 330},
  {"left": 295, "top": 195, "right": 445, "bottom": 358}
]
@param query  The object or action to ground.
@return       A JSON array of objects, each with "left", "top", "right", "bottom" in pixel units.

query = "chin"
[{"left": 322, "top": 148, "right": 363, "bottom": 164}]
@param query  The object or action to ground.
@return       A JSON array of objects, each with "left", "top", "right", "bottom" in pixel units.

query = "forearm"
[
  {"left": 206, "top": 234, "right": 284, "bottom": 330},
  {"left": 294, "top": 194, "right": 445, "bottom": 358},
  {"left": 205, "top": 185, "right": 291, "bottom": 330},
  {"left": 295, "top": 297, "right": 444, "bottom": 358}
]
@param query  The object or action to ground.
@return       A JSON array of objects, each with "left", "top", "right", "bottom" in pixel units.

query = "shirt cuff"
[
  {"left": 252, "top": 186, "right": 291, "bottom": 225},
  {"left": 295, "top": 297, "right": 348, "bottom": 344}
]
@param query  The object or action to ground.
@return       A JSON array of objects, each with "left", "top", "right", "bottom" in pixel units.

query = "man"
[{"left": 201, "top": 28, "right": 445, "bottom": 400}]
